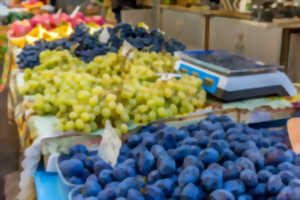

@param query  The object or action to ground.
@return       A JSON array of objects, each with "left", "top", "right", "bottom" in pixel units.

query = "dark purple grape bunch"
[
  {"left": 17, "top": 38, "right": 74, "bottom": 69},
  {"left": 18, "top": 23, "right": 186, "bottom": 69}
]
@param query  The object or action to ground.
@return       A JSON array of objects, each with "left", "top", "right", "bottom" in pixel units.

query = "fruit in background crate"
[
  {"left": 18, "top": 23, "right": 185, "bottom": 68},
  {"left": 10, "top": 21, "right": 32, "bottom": 37},
  {"left": 10, "top": 13, "right": 104, "bottom": 38}
]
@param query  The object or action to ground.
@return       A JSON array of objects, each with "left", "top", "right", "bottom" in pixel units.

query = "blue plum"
[
  {"left": 84, "top": 180, "right": 102, "bottom": 197},
  {"left": 73, "top": 194, "right": 84, "bottom": 200},
  {"left": 157, "top": 153, "right": 176, "bottom": 177},
  {"left": 178, "top": 166, "right": 200, "bottom": 186},
  {"left": 221, "top": 148, "right": 237, "bottom": 162},
  {"left": 267, "top": 175, "right": 284, "bottom": 195},
  {"left": 154, "top": 178, "right": 175, "bottom": 197},
  {"left": 70, "top": 144, "right": 87, "bottom": 155},
  {"left": 209, "top": 189, "right": 235, "bottom": 200},
  {"left": 198, "top": 148, "right": 219, "bottom": 164},
  {"left": 98, "top": 169, "right": 113, "bottom": 186},
  {"left": 243, "top": 149, "right": 264, "bottom": 170},
  {"left": 207, "top": 140, "right": 229, "bottom": 154},
  {"left": 127, "top": 134, "right": 142, "bottom": 148},
  {"left": 277, "top": 186, "right": 293, "bottom": 200},
  {"left": 278, "top": 162, "right": 294, "bottom": 171},
  {"left": 73, "top": 153, "right": 87, "bottom": 161},
  {"left": 138, "top": 150, "right": 155, "bottom": 175},
  {"left": 150, "top": 145, "right": 166, "bottom": 158},
  {"left": 113, "top": 163, "right": 136, "bottom": 181},
  {"left": 69, "top": 176, "right": 83, "bottom": 185},
  {"left": 94, "top": 159, "right": 112, "bottom": 175},
  {"left": 237, "top": 195, "right": 253, "bottom": 200},
  {"left": 116, "top": 177, "right": 139, "bottom": 197},
  {"left": 127, "top": 189, "right": 145, "bottom": 200},
  {"left": 235, "top": 157, "right": 255, "bottom": 172},
  {"left": 97, "top": 187, "right": 116, "bottom": 200},
  {"left": 248, "top": 183, "right": 267, "bottom": 196},
  {"left": 240, "top": 169, "right": 258, "bottom": 188},
  {"left": 224, "top": 166, "right": 239, "bottom": 180},
  {"left": 265, "top": 149, "right": 287, "bottom": 166},
  {"left": 60, "top": 158, "right": 84, "bottom": 178},
  {"left": 180, "top": 183, "right": 202, "bottom": 200},
  {"left": 223, "top": 179, "right": 245, "bottom": 195},
  {"left": 289, "top": 178, "right": 300, "bottom": 188},
  {"left": 200, "top": 168, "right": 223, "bottom": 191},
  {"left": 280, "top": 170, "right": 294, "bottom": 185},
  {"left": 144, "top": 185, "right": 165, "bottom": 200},
  {"left": 258, "top": 170, "right": 272, "bottom": 183},
  {"left": 120, "top": 144, "right": 131, "bottom": 155},
  {"left": 147, "top": 170, "right": 161, "bottom": 184}
]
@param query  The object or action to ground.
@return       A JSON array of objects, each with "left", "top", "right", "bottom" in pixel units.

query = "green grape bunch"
[{"left": 20, "top": 50, "right": 206, "bottom": 135}]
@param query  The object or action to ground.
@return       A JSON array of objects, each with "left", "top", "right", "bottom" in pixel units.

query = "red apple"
[
  {"left": 39, "top": 14, "right": 51, "bottom": 29},
  {"left": 74, "top": 12, "right": 85, "bottom": 20},
  {"left": 91, "top": 16, "right": 104, "bottom": 26},
  {"left": 29, "top": 15, "right": 41, "bottom": 27},
  {"left": 11, "top": 23, "right": 28, "bottom": 37},
  {"left": 49, "top": 13, "right": 61, "bottom": 28},
  {"left": 71, "top": 18, "right": 84, "bottom": 28},
  {"left": 59, "top": 13, "right": 72, "bottom": 23},
  {"left": 84, "top": 17, "right": 93, "bottom": 24}
]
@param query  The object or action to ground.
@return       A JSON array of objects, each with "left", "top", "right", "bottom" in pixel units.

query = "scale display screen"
[{"left": 178, "top": 50, "right": 282, "bottom": 75}]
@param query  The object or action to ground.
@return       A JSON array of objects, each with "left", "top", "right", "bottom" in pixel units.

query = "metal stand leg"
[
  {"left": 153, "top": 0, "right": 161, "bottom": 29},
  {"left": 202, "top": 15, "right": 211, "bottom": 50}
]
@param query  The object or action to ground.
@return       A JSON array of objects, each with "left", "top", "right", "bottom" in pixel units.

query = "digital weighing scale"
[{"left": 175, "top": 50, "right": 297, "bottom": 101}]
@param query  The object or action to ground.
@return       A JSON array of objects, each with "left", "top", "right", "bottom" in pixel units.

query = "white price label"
[
  {"left": 120, "top": 41, "right": 135, "bottom": 58},
  {"left": 99, "top": 28, "right": 110, "bottom": 43},
  {"left": 98, "top": 121, "right": 121, "bottom": 167}
]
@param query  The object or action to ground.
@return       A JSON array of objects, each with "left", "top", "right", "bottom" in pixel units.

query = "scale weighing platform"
[{"left": 175, "top": 50, "right": 297, "bottom": 102}]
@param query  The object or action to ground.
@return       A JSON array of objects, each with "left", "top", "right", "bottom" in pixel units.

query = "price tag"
[
  {"left": 99, "top": 28, "right": 110, "bottom": 43},
  {"left": 120, "top": 41, "right": 134, "bottom": 56},
  {"left": 55, "top": 8, "right": 62, "bottom": 19},
  {"left": 98, "top": 121, "right": 121, "bottom": 167},
  {"left": 70, "top": 6, "right": 81, "bottom": 18}
]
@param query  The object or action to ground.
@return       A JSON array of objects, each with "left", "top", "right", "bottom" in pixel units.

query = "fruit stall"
[{"left": 1, "top": 2, "right": 300, "bottom": 200}]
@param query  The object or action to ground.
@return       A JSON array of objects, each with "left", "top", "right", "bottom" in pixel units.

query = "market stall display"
[
  {"left": 9, "top": 22, "right": 200, "bottom": 136},
  {"left": 58, "top": 114, "right": 299, "bottom": 200},
  {"left": 1, "top": 3, "right": 300, "bottom": 200},
  {"left": 19, "top": 48, "right": 206, "bottom": 134}
]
